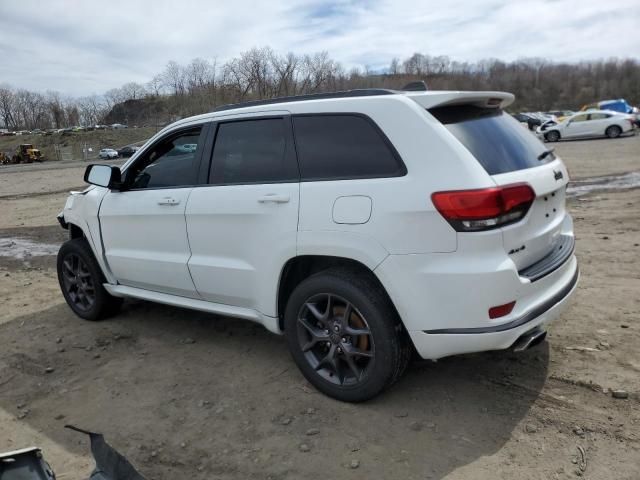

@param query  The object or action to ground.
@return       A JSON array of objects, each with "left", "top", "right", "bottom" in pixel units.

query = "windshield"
[{"left": 430, "top": 105, "right": 553, "bottom": 175}]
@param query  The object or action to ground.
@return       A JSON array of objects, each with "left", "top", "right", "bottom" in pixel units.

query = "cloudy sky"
[{"left": 1, "top": 0, "right": 638, "bottom": 96}]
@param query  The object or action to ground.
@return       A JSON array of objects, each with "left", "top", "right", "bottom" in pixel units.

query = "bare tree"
[
  {"left": 389, "top": 57, "right": 400, "bottom": 75},
  {"left": 0, "top": 85, "right": 17, "bottom": 129},
  {"left": 87, "top": 95, "right": 109, "bottom": 125},
  {"left": 185, "top": 58, "right": 215, "bottom": 95},
  {"left": 161, "top": 61, "right": 186, "bottom": 96},
  {"left": 147, "top": 74, "right": 164, "bottom": 97},
  {"left": 120, "top": 82, "right": 147, "bottom": 101},
  {"left": 104, "top": 87, "right": 125, "bottom": 109},
  {"left": 3, "top": 49, "right": 640, "bottom": 130},
  {"left": 270, "top": 51, "right": 299, "bottom": 96},
  {"left": 65, "top": 102, "right": 80, "bottom": 127},
  {"left": 46, "top": 91, "right": 65, "bottom": 128}
]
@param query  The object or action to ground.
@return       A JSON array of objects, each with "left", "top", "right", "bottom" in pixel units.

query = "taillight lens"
[
  {"left": 489, "top": 301, "right": 516, "bottom": 319},
  {"left": 432, "top": 183, "right": 535, "bottom": 231}
]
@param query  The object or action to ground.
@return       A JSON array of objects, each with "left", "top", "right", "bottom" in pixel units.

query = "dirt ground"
[{"left": 0, "top": 135, "right": 638, "bottom": 479}]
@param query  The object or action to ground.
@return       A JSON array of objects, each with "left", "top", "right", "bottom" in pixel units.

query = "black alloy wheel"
[
  {"left": 60, "top": 252, "right": 96, "bottom": 313},
  {"left": 296, "top": 293, "right": 374, "bottom": 386}
]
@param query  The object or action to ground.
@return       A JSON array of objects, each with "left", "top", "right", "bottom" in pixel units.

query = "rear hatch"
[{"left": 429, "top": 103, "right": 570, "bottom": 272}]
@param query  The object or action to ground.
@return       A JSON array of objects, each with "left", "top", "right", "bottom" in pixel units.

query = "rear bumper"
[
  {"left": 424, "top": 264, "right": 578, "bottom": 335},
  {"left": 410, "top": 269, "right": 577, "bottom": 359},
  {"left": 375, "top": 237, "right": 579, "bottom": 360},
  {"left": 407, "top": 260, "right": 578, "bottom": 359}
]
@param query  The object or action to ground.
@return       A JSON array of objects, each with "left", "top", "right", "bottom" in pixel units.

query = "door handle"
[
  {"left": 157, "top": 197, "right": 180, "bottom": 206},
  {"left": 258, "top": 194, "right": 290, "bottom": 204}
]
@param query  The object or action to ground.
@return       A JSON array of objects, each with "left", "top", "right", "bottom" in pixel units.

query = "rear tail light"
[{"left": 432, "top": 183, "right": 535, "bottom": 232}]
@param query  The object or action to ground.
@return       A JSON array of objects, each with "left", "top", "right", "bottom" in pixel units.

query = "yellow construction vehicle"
[{"left": 11, "top": 144, "right": 45, "bottom": 163}]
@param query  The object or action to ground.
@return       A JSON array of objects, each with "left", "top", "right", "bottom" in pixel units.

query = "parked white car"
[
  {"left": 98, "top": 148, "right": 119, "bottom": 159},
  {"left": 57, "top": 89, "right": 578, "bottom": 401},
  {"left": 538, "top": 109, "right": 634, "bottom": 142}
]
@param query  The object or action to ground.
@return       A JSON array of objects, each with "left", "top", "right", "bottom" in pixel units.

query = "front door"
[
  {"left": 185, "top": 115, "right": 300, "bottom": 316},
  {"left": 100, "top": 125, "right": 209, "bottom": 297},
  {"left": 564, "top": 113, "right": 589, "bottom": 138}
]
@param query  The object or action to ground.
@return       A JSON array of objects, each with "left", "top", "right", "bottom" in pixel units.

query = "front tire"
[
  {"left": 284, "top": 268, "right": 411, "bottom": 402},
  {"left": 57, "top": 238, "right": 122, "bottom": 321},
  {"left": 605, "top": 125, "right": 622, "bottom": 139},
  {"left": 545, "top": 130, "right": 560, "bottom": 142}
]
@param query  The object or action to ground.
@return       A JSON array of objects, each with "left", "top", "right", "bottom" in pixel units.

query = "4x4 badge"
[{"left": 554, "top": 170, "right": 563, "bottom": 181}]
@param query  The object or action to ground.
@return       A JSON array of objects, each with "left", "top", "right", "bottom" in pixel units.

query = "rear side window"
[
  {"left": 210, "top": 118, "right": 297, "bottom": 184},
  {"left": 430, "top": 106, "right": 551, "bottom": 176},
  {"left": 292, "top": 114, "right": 405, "bottom": 180}
]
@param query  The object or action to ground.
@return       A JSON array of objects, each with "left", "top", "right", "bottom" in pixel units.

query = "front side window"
[
  {"left": 588, "top": 113, "right": 608, "bottom": 120},
  {"left": 126, "top": 127, "right": 203, "bottom": 189},
  {"left": 209, "top": 118, "right": 297, "bottom": 184},
  {"left": 292, "top": 114, "right": 405, "bottom": 180},
  {"left": 571, "top": 114, "right": 588, "bottom": 123}
]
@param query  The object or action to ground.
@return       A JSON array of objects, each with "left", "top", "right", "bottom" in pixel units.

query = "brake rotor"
[{"left": 333, "top": 305, "right": 370, "bottom": 351}]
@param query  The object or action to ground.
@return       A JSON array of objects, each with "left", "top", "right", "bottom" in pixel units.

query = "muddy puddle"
[
  {"left": 567, "top": 171, "right": 640, "bottom": 198},
  {"left": 0, "top": 237, "right": 59, "bottom": 260}
]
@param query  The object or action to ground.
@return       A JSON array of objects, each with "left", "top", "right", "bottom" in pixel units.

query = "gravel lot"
[{"left": 0, "top": 134, "right": 638, "bottom": 479}]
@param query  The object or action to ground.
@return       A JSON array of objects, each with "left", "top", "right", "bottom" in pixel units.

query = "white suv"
[
  {"left": 98, "top": 148, "right": 119, "bottom": 159},
  {"left": 57, "top": 89, "right": 579, "bottom": 401}
]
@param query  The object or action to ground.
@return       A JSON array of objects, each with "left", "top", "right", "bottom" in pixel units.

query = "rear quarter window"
[
  {"left": 292, "top": 114, "right": 405, "bottom": 180},
  {"left": 430, "top": 106, "right": 552, "bottom": 175}
]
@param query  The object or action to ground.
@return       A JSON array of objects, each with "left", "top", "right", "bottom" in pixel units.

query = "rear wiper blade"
[{"left": 538, "top": 148, "right": 555, "bottom": 161}]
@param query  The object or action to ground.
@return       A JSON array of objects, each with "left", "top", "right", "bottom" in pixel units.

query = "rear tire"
[
  {"left": 545, "top": 130, "right": 560, "bottom": 142},
  {"left": 57, "top": 238, "right": 122, "bottom": 321},
  {"left": 605, "top": 125, "right": 622, "bottom": 139},
  {"left": 284, "top": 267, "right": 411, "bottom": 402}
]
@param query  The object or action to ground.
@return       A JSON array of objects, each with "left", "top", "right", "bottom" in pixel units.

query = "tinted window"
[
  {"left": 571, "top": 114, "right": 588, "bottom": 122},
  {"left": 430, "top": 106, "right": 551, "bottom": 175},
  {"left": 293, "top": 115, "right": 404, "bottom": 180},
  {"left": 127, "top": 127, "right": 202, "bottom": 189},
  {"left": 588, "top": 113, "right": 608, "bottom": 120},
  {"left": 210, "top": 118, "right": 296, "bottom": 184}
]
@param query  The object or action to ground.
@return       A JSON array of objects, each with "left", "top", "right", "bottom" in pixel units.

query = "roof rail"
[{"left": 212, "top": 89, "right": 396, "bottom": 112}]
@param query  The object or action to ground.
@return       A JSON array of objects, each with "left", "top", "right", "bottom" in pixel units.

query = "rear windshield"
[{"left": 429, "top": 105, "right": 553, "bottom": 175}]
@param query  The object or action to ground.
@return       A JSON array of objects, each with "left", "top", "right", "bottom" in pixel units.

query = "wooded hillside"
[{"left": 1, "top": 48, "right": 638, "bottom": 130}]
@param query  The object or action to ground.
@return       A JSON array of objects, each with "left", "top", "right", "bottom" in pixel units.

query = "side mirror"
[{"left": 84, "top": 164, "right": 122, "bottom": 189}]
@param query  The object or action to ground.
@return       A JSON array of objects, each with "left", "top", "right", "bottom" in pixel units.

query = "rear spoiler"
[{"left": 404, "top": 91, "right": 515, "bottom": 110}]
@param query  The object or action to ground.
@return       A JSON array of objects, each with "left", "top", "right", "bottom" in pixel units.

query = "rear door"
[
  {"left": 430, "top": 105, "right": 570, "bottom": 271},
  {"left": 185, "top": 114, "right": 299, "bottom": 316},
  {"left": 99, "top": 124, "right": 209, "bottom": 297},
  {"left": 586, "top": 112, "right": 609, "bottom": 136}
]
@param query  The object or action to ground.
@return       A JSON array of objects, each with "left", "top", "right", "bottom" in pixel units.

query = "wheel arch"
[
  {"left": 276, "top": 255, "right": 399, "bottom": 332},
  {"left": 605, "top": 124, "right": 622, "bottom": 136},
  {"left": 68, "top": 222, "right": 84, "bottom": 239},
  {"left": 61, "top": 217, "right": 117, "bottom": 285}
]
